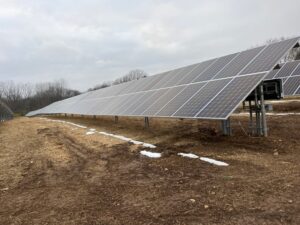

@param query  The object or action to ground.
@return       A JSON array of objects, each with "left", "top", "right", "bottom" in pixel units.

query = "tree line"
[
  {"left": 0, "top": 69, "right": 148, "bottom": 115},
  {"left": 0, "top": 80, "right": 80, "bottom": 115}
]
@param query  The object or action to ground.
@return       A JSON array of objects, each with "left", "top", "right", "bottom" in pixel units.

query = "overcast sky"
[{"left": 0, "top": 0, "right": 299, "bottom": 91}]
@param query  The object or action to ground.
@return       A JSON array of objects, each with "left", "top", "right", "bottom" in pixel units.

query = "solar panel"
[
  {"left": 156, "top": 82, "right": 206, "bottom": 117},
  {"left": 264, "top": 68, "right": 280, "bottom": 80},
  {"left": 121, "top": 92, "right": 149, "bottom": 115},
  {"left": 274, "top": 61, "right": 299, "bottom": 78},
  {"left": 112, "top": 93, "right": 140, "bottom": 115},
  {"left": 291, "top": 64, "right": 300, "bottom": 76},
  {"left": 86, "top": 98, "right": 108, "bottom": 115},
  {"left": 193, "top": 53, "right": 238, "bottom": 82},
  {"left": 130, "top": 89, "right": 168, "bottom": 115},
  {"left": 149, "top": 70, "right": 178, "bottom": 90},
  {"left": 162, "top": 64, "right": 198, "bottom": 88},
  {"left": 177, "top": 59, "right": 217, "bottom": 85},
  {"left": 26, "top": 37, "right": 300, "bottom": 120},
  {"left": 214, "top": 46, "right": 265, "bottom": 79},
  {"left": 132, "top": 75, "right": 157, "bottom": 92},
  {"left": 141, "top": 72, "right": 167, "bottom": 91},
  {"left": 283, "top": 76, "right": 300, "bottom": 95},
  {"left": 142, "top": 86, "right": 185, "bottom": 116},
  {"left": 295, "top": 86, "right": 300, "bottom": 95},
  {"left": 263, "top": 60, "right": 300, "bottom": 96},
  {"left": 240, "top": 38, "right": 299, "bottom": 75},
  {"left": 117, "top": 79, "right": 141, "bottom": 95},
  {"left": 197, "top": 73, "right": 265, "bottom": 119},
  {"left": 173, "top": 79, "right": 231, "bottom": 118},
  {"left": 106, "top": 95, "right": 131, "bottom": 115}
]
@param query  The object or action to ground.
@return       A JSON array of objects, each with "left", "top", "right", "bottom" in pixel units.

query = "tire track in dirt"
[{"left": 35, "top": 127, "right": 111, "bottom": 185}]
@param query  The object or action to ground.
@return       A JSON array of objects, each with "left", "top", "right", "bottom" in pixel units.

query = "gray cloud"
[{"left": 0, "top": 0, "right": 299, "bottom": 91}]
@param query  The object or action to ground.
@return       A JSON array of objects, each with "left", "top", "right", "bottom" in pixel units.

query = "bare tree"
[
  {"left": 0, "top": 79, "right": 80, "bottom": 115},
  {"left": 113, "top": 69, "right": 147, "bottom": 85},
  {"left": 88, "top": 81, "right": 112, "bottom": 91},
  {"left": 0, "top": 82, "right": 5, "bottom": 99}
]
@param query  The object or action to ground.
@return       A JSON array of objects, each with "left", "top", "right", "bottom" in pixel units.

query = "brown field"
[{"left": 0, "top": 103, "right": 300, "bottom": 224}]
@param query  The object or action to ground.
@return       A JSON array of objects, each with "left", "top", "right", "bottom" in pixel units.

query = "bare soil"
[{"left": 0, "top": 112, "right": 300, "bottom": 224}]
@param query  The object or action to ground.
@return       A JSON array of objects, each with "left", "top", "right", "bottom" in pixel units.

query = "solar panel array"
[
  {"left": 264, "top": 60, "right": 300, "bottom": 96},
  {"left": 27, "top": 37, "right": 299, "bottom": 119}
]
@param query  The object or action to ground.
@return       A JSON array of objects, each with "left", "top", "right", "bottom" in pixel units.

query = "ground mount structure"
[{"left": 27, "top": 37, "right": 300, "bottom": 137}]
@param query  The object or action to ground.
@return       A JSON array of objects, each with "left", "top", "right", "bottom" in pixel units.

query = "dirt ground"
[{"left": 0, "top": 107, "right": 300, "bottom": 224}]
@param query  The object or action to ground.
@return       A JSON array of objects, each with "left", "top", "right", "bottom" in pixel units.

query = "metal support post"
[
  {"left": 254, "top": 87, "right": 261, "bottom": 136},
  {"left": 115, "top": 116, "right": 119, "bottom": 124},
  {"left": 259, "top": 83, "right": 268, "bottom": 137},
  {"left": 221, "top": 118, "right": 232, "bottom": 136},
  {"left": 249, "top": 100, "right": 253, "bottom": 135},
  {"left": 144, "top": 117, "right": 150, "bottom": 129}
]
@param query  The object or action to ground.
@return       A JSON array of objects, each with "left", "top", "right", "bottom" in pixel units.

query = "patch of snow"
[
  {"left": 200, "top": 157, "right": 229, "bottom": 166},
  {"left": 113, "top": 135, "right": 132, "bottom": 142},
  {"left": 178, "top": 153, "right": 199, "bottom": 159},
  {"left": 67, "top": 122, "right": 87, "bottom": 129},
  {"left": 98, "top": 131, "right": 156, "bottom": 148},
  {"left": 99, "top": 131, "right": 109, "bottom": 135},
  {"left": 42, "top": 118, "right": 87, "bottom": 129},
  {"left": 86, "top": 131, "right": 95, "bottom": 135},
  {"left": 140, "top": 150, "right": 162, "bottom": 158},
  {"left": 142, "top": 143, "right": 157, "bottom": 149},
  {"left": 268, "top": 112, "right": 300, "bottom": 116},
  {"left": 130, "top": 140, "right": 143, "bottom": 145}
]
